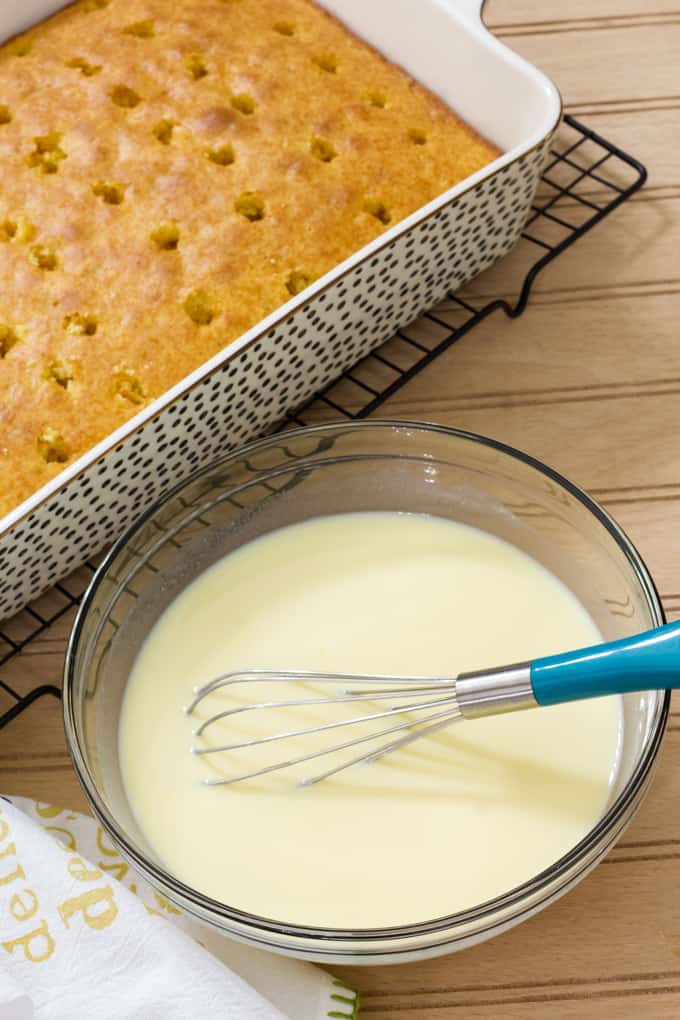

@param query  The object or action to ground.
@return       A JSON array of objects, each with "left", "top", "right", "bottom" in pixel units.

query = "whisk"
[{"left": 186, "top": 620, "right": 680, "bottom": 787}]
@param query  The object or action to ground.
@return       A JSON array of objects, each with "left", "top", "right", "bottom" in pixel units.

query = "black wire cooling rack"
[{"left": 0, "top": 114, "right": 646, "bottom": 728}]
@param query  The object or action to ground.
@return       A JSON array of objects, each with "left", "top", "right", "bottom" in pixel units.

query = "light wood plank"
[
  {"left": 485, "top": 0, "right": 680, "bottom": 29},
  {"left": 461, "top": 193, "right": 679, "bottom": 303},
  {"left": 356, "top": 1000, "right": 680, "bottom": 1019},
  {"left": 598, "top": 500, "right": 680, "bottom": 608},
  {"left": 354, "top": 292, "right": 680, "bottom": 407},
  {"left": 369, "top": 391, "right": 680, "bottom": 495},
  {"left": 0, "top": 694, "right": 87, "bottom": 810},
  {"left": 495, "top": 24, "right": 680, "bottom": 108},
  {"left": 0, "top": 609, "right": 74, "bottom": 696},
  {"left": 353, "top": 990, "right": 680, "bottom": 1019},
  {"left": 553, "top": 108, "right": 680, "bottom": 194}
]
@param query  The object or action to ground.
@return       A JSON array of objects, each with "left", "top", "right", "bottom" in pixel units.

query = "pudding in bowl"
[
  {"left": 119, "top": 511, "right": 620, "bottom": 929},
  {"left": 63, "top": 421, "right": 669, "bottom": 962}
]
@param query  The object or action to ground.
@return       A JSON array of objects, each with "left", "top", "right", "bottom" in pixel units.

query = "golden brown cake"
[{"left": 0, "top": 0, "right": 499, "bottom": 518}]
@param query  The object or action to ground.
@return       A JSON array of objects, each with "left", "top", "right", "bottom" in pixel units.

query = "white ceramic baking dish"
[{"left": 0, "top": 0, "right": 561, "bottom": 620}]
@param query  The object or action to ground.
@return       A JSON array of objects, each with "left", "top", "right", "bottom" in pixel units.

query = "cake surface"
[{"left": 0, "top": 0, "right": 499, "bottom": 518}]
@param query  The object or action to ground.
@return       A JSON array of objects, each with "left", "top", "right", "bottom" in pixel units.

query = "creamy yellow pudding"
[{"left": 119, "top": 512, "right": 621, "bottom": 929}]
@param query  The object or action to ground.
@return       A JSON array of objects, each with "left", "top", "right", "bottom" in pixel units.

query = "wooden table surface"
[{"left": 2, "top": 1, "right": 680, "bottom": 1016}]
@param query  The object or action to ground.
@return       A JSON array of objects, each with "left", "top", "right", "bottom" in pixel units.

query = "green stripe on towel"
[{"left": 328, "top": 978, "right": 360, "bottom": 1018}]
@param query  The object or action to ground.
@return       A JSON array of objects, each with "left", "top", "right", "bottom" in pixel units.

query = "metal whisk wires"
[{"left": 186, "top": 670, "right": 462, "bottom": 787}]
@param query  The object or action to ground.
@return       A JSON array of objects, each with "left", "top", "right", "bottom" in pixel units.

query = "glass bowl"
[{"left": 63, "top": 421, "right": 669, "bottom": 964}]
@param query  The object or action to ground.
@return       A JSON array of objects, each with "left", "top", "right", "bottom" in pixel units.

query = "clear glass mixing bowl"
[{"left": 63, "top": 421, "right": 669, "bottom": 964}]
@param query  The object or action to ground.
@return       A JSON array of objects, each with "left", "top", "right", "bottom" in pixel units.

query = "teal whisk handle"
[
  {"left": 456, "top": 620, "right": 680, "bottom": 719},
  {"left": 530, "top": 619, "right": 680, "bottom": 706}
]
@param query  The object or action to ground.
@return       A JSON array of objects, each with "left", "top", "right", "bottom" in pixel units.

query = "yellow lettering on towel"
[
  {"left": 45, "top": 826, "right": 77, "bottom": 851},
  {"left": 0, "top": 844, "right": 25, "bottom": 886},
  {"left": 96, "top": 826, "right": 118, "bottom": 857},
  {"left": 0, "top": 808, "right": 54, "bottom": 962},
  {"left": 154, "top": 892, "right": 180, "bottom": 915},
  {"left": 35, "top": 803, "right": 62, "bottom": 819},
  {"left": 94, "top": 827, "right": 129, "bottom": 880},
  {"left": 10, "top": 889, "right": 38, "bottom": 923},
  {"left": 59, "top": 886, "right": 118, "bottom": 931},
  {"left": 2, "top": 918, "right": 55, "bottom": 963},
  {"left": 100, "top": 859, "right": 128, "bottom": 882},
  {"left": 67, "top": 857, "right": 103, "bottom": 883}
]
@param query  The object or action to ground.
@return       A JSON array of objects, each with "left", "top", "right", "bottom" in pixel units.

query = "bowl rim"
[{"left": 63, "top": 419, "right": 671, "bottom": 946}]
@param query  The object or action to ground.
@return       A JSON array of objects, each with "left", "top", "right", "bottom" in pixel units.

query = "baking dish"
[
  {"left": 63, "top": 421, "right": 669, "bottom": 963},
  {"left": 0, "top": 0, "right": 561, "bottom": 620}
]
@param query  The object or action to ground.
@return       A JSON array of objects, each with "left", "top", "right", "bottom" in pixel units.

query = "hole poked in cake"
[
  {"left": 186, "top": 55, "right": 209, "bottom": 80},
  {"left": 17, "top": 219, "right": 36, "bottom": 243},
  {"left": 0, "top": 325, "right": 20, "bottom": 358},
  {"left": 312, "top": 53, "right": 338, "bottom": 74},
  {"left": 206, "top": 144, "right": 235, "bottom": 166},
  {"left": 183, "top": 289, "right": 218, "bottom": 325},
  {"left": 30, "top": 245, "right": 58, "bottom": 271},
  {"left": 64, "top": 313, "right": 98, "bottom": 336},
  {"left": 123, "top": 20, "right": 155, "bottom": 38},
  {"left": 110, "top": 84, "right": 142, "bottom": 109},
  {"left": 0, "top": 106, "right": 12, "bottom": 126},
  {"left": 363, "top": 197, "right": 392, "bottom": 225},
  {"left": 150, "top": 223, "right": 180, "bottom": 250},
  {"left": 1, "top": 217, "right": 36, "bottom": 243},
  {"left": 286, "top": 270, "right": 312, "bottom": 296},
  {"left": 37, "top": 427, "right": 70, "bottom": 464},
  {"left": 310, "top": 136, "right": 337, "bottom": 162},
  {"left": 153, "top": 118, "right": 177, "bottom": 145},
  {"left": 273, "top": 21, "right": 295, "bottom": 35},
  {"left": 363, "top": 89, "right": 387, "bottom": 108},
  {"left": 92, "top": 181, "right": 126, "bottom": 205},
  {"left": 230, "top": 93, "right": 256, "bottom": 115},
  {"left": 44, "top": 359, "right": 74, "bottom": 389},
  {"left": 234, "top": 192, "right": 265, "bottom": 221},
  {"left": 83, "top": 0, "right": 110, "bottom": 10},
  {"left": 65, "top": 57, "right": 102, "bottom": 76},
  {"left": 27, "top": 133, "right": 67, "bottom": 174},
  {"left": 408, "top": 128, "right": 428, "bottom": 145},
  {"left": 8, "top": 37, "right": 32, "bottom": 57},
  {"left": 113, "top": 367, "right": 145, "bottom": 404}
]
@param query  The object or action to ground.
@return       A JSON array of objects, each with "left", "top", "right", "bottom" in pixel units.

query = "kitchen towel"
[{"left": 0, "top": 798, "right": 359, "bottom": 1020}]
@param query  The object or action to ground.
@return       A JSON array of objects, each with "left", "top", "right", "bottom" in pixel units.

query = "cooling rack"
[{"left": 0, "top": 114, "right": 646, "bottom": 728}]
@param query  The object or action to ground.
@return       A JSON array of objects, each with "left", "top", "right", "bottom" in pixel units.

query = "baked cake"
[{"left": 0, "top": 0, "right": 499, "bottom": 518}]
